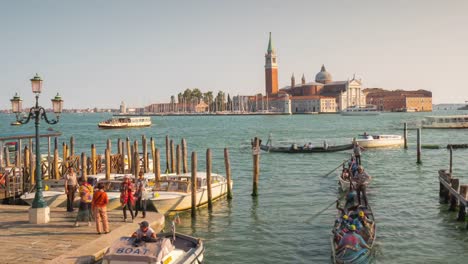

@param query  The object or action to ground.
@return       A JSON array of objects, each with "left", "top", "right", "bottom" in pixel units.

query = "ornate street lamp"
[{"left": 10, "top": 74, "right": 63, "bottom": 223}]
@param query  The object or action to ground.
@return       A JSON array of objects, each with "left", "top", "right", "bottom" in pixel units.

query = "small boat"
[
  {"left": 260, "top": 143, "right": 353, "bottom": 153},
  {"left": 341, "top": 105, "right": 380, "bottom": 116},
  {"left": 98, "top": 116, "right": 152, "bottom": 129},
  {"left": 331, "top": 195, "right": 376, "bottom": 264},
  {"left": 102, "top": 232, "right": 204, "bottom": 264},
  {"left": 10, "top": 121, "right": 22, "bottom": 126},
  {"left": 148, "top": 172, "right": 232, "bottom": 214},
  {"left": 354, "top": 134, "right": 403, "bottom": 148},
  {"left": 20, "top": 179, "right": 67, "bottom": 207},
  {"left": 422, "top": 115, "right": 468, "bottom": 129}
]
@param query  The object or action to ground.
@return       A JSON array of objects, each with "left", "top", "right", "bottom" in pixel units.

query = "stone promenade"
[{"left": 0, "top": 204, "right": 164, "bottom": 264}]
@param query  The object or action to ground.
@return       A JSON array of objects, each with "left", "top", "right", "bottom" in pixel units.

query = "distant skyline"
[{"left": 1, "top": 0, "right": 467, "bottom": 109}]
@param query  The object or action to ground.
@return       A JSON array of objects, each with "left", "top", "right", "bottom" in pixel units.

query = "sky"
[{"left": 1, "top": 0, "right": 467, "bottom": 109}]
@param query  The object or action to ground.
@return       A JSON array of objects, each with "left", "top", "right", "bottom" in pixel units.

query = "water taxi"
[
  {"left": 341, "top": 105, "right": 380, "bottom": 116},
  {"left": 148, "top": 172, "right": 232, "bottom": 214},
  {"left": 354, "top": 134, "right": 403, "bottom": 148},
  {"left": 103, "top": 232, "right": 204, "bottom": 264},
  {"left": 422, "top": 115, "right": 468, "bottom": 129},
  {"left": 98, "top": 116, "right": 152, "bottom": 129}
]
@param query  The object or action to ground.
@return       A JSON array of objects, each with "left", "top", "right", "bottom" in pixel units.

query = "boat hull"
[
  {"left": 103, "top": 233, "right": 204, "bottom": 264},
  {"left": 98, "top": 123, "right": 151, "bottom": 129},
  {"left": 20, "top": 191, "right": 66, "bottom": 207},
  {"left": 355, "top": 138, "right": 403, "bottom": 148},
  {"left": 148, "top": 181, "right": 232, "bottom": 214},
  {"left": 341, "top": 112, "right": 380, "bottom": 116},
  {"left": 260, "top": 144, "right": 353, "bottom": 153}
]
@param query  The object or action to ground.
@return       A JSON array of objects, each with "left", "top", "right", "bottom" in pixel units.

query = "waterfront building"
[
  {"left": 264, "top": 33, "right": 366, "bottom": 112},
  {"left": 364, "top": 88, "right": 432, "bottom": 112},
  {"left": 120, "top": 101, "right": 126, "bottom": 114},
  {"left": 290, "top": 95, "right": 336, "bottom": 113}
]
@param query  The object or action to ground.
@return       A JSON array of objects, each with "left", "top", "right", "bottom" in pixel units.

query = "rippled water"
[{"left": 1, "top": 111, "right": 468, "bottom": 263}]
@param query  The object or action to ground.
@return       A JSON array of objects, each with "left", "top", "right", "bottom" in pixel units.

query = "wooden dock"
[
  {"left": 438, "top": 170, "right": 468, "bottom": 229},
  {"left": 0, "top": 204, "right": 164, "bottom": 264}
]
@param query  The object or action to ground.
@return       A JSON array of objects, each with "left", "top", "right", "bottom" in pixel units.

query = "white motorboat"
[
  {"left": 98, "top": 116, "right": 151, "bottom": 129},
  {"left": 20, "top": 179, "right": 67, "bottom": 207},
  {"left": 422, "top": 115, "right": 468, "bottom": 129},
  {"left": 354, "top": 134, "right": 403, "bottom": 148},
  {"left": 341, "top": 105, "right": 380, "bottom": 116},
  {"left": 102, "top": 232, "right": 204, "bottom": 264},
  {"left": 148, "top": 172, "right": 232, "bottom": 214}
]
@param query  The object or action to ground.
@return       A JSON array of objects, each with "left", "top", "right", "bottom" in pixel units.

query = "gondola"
[
  {"left": 331, "top": 183, "right": 376, "bottom": 263},
  {"left": 260, "top": 143, "right": 353, "bottom": 153}
]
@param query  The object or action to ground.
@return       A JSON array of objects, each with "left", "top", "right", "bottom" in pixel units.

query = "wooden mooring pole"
[
  {"left": 165, "top": 136, "right": 170, "bottom": 173},
  {"left": 142, "top": 135, "right": 148, "bottom": 173},
  {"left": 449, "top": 178, "right": 460, "bottom": 211},
  {"left": 91, "top": 144, "right": 97, "bottom": 175},
  {"left": 457, "top": 185, "right": 467, "bottom": 222},
  {"left": 206, "top": 149, "right": 213, "bottom": 210},
  {"left": 182, "top": 138, "right": 188, "bottom": 173},
  {"left": 449, "top": 146, "right": 453, "bottom": 175},
  {"left": 416, "top": 128, "right": 422, "bottom": 164},
  {"left": 403, "top": 122, "right": 408, "bottom": 149},
  {"left": 176, "top": 145, "right": 181, "bottom": 175},
  {"left": 191, "top": 152, "right": 197, "bottom": 217},
  {"left": 170, "top": 140, "right": 176, "bottom": 173},
  {"left": 252, "top": 137, "right": 260, "bottom": 197},
  {"left": 224, "top": 148, "right": 232, "bottom": 200},
  {"left": 105, "top": 148, "right": 111, "bottom": 180},
  {"left": 126, "top": 137, "right": 132, "bottom": 173},
  {"left": 81, "top": 152, "right": 87, "bottom": 181}
]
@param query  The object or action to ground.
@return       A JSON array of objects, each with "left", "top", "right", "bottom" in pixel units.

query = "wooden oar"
[
  {"left": 304, "top": 191, "right": 348, "bottom": 223},
  {"left": 323, "top": 160, "right": 347, "bottom": 178}
]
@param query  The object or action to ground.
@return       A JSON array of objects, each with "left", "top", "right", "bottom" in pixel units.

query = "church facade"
[{"left": 264, "top": 33, "right": 366, "bottom": 113}]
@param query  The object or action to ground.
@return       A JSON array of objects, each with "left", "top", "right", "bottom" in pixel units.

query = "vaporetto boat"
[
  {"left": 148, "top": 172, "right": 232, "bottom": 214},
  {"left": 422, "top": 115, "right": 468, "bottom": 129},
  {"left": 341, "top": 105, "right": 380, "bottom": 116},
  {"left": 98, "top": 116, "right": 152, "bottom": 129},
  {"left": 354, "top": 134, "right": 404, "bottom": 148}
]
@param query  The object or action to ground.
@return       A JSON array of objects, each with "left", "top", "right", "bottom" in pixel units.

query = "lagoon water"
[{"left": 1, "top": 111, "right": 468, "bottom": 263}]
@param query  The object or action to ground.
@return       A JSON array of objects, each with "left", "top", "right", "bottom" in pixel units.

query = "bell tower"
[{"left": 265, "top": 32, "right": 278, "bottom": 95}]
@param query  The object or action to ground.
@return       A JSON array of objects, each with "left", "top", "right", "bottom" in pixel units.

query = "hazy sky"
[{"left": 1, "top": 0, "right": 467, "bottom": 109}]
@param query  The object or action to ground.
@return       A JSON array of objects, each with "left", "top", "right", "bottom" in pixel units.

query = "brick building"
[{"left": 364, "top": 88, "right": 432, "bottom": 112}]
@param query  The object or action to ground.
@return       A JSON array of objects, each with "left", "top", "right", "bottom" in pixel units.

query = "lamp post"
[{"left": 10, "top": 74, "right": 63, "bottom": 223}]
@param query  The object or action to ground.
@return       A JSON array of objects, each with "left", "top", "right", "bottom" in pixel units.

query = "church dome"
[{"left": 315, "top": 64, "right": 332, "bottom": 84}]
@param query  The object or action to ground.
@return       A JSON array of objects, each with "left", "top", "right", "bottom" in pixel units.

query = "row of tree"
[{"left": 171, "top": 88, "right": 235, "bottom": 112}]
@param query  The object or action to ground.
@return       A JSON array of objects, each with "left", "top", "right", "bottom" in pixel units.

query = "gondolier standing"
[
  {"left": 352, "top": 166, "right": 372, "bottom": 207},
  {"left": 353, "top": 141, "right": 364, "bottom": 166},
  {"left": 65, "top": 166, "right": 78, "bottom": 212}
]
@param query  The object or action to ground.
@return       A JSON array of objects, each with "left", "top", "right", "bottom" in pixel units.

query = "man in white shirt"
[{"left": 64, "top": 166, "right": 78, "bottom": 212}]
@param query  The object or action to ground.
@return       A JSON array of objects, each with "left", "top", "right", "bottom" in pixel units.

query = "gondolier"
[{"left": 352, "top": 166, "right": 371, "bottom": 207}]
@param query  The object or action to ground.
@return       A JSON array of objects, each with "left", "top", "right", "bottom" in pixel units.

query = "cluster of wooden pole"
[
  {"left": 189, "top": 147, "right": 232, "bottom": 218},
  {"left": 438, "top": 158, "right": 468, "bottom": 229}
]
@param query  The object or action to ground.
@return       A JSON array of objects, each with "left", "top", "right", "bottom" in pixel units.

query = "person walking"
[
  {"left": 91, "top": 182, "right": 110, "bottom": 234},
  {"left": 120, "top": 175, "right": 135, "bottom": 222},
  {"left": 134, "top": 171, "right": 148, "bottom": 218},
  {"left": 74, "top": 177, "right": 94, "bottom": 227},
  {"left": 64, "top": 166, "right": 78, "bottom": 212}
]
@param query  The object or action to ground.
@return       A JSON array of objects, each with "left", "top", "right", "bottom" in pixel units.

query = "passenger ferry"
[
  {"left": 422, "top": 115, "right": 468, "bottom": 129},
  {"left": 98, "top": 116, "right": 152, "bottom": 129},
  {"left": 341, "top": 105, "right": 380, "bottom": 116}
]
